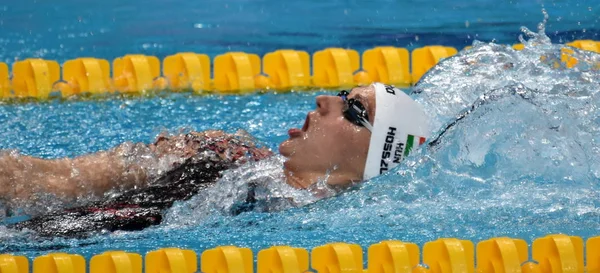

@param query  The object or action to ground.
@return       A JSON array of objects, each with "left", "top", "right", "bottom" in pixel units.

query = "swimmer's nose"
[{"left": 316, "top": 95, "right": 341, "bottom": 115}]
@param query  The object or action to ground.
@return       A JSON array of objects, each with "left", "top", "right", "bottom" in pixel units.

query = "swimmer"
[{"left": 0, "top": 82, "right": 429, "bottom": 237}]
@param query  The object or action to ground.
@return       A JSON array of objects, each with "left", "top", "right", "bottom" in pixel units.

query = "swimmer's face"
[{"left": 279, "top": 85, "right": 375, "bottom": 189}]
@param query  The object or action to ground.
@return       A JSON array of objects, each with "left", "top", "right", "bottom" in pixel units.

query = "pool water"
[
  {"left": 0, "top": 0, "right": 600, "bottom": 260},
  {"left": 0, "top": 0, "right": 597, "bottom": 64}
]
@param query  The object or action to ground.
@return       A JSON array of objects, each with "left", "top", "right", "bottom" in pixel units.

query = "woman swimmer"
[{"left": 0, "top": 82, "right": 429, "bottom": 237}]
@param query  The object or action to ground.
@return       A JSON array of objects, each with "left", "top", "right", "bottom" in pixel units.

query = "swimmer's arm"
[
  {"left": 0, "top": 148, "right": 147, "bottom": 202},
  {"left": 0, "top": 129, "right": 272, "bottom": 202}
]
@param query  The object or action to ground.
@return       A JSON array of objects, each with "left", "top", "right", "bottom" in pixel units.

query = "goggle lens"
[{"left": 337, "top": 90, "right": 371, "bottom": 131}]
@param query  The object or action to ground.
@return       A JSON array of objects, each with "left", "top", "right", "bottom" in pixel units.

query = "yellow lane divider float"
[
  {"left": 263, "top": 50, "right": 311, "bottom": 90},
  {"left": 0, "top": 254, "right": 28, "bottom": 273},
  {"left": 361, "top": 47, "right": 411, "bottom": 88},
  {"left": 113, "top": 54, "right": 163, "bottom": 93},
  {"left": 476, "top": 237, "right": 528, "bottom": 273},
  {"left": 1, "top": 234, "right": 599, "bottom": 273},
  {"left": 213, "top": 52, "right": 262, "bottom": 93},
  {"left": 163, "top": 52, "right": 210, "bottom": 92},
  {"left": 56, "top": 57, "right": 111, "bottom": 96},
  {"left": 513, "top": 44, "right": 525, "bottom": 51},
  {"left": 533, "top": 234, "right": 584, "bottom": 273},
  {"left": 424, "top": 238, "right": 474, "bottom": 273},
  {"left": 561, "top": 40, "right": 600, "bottom": 68},
  {"left": 567, "top": 40, "right": 600, "bottom": 53},
  {"left": 33, "top": 253, "right": 86, "bottom": 273},
  {"left": 258, "top": 246, "right": 309, "bottom": 273},
  {"left": 589, "top": 237, "right": 600, "bottom": 273},
  {"left": 146, "top": 248, "right": 197, "bottom": 273},
  {"left": 0, "top": 62, "right": 9, "bottom": 98},
  {"left": 11, "top": 59, "right": 60, "bottom": 98},
  {"left": 202, "top": 246, "right": 253, "bottom": 273},
  {"left": 411, "top": 46, "right": 458, "bottom": 84},
  {"left": 90, "top": 251, "right": 142, "bottom": 273},
  {"left": 0, "top": 39, "right": 598, "bottom": 99},
  {"left": 312, "top": 48, "right": 360, "bottom": 89},
  {"left": 312, "top": 242, "right": 363, "bottom": 273}
]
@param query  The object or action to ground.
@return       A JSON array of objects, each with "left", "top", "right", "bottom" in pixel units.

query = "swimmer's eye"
[{"left": 337, "top": 90, "right": 373, "bottom": 132}]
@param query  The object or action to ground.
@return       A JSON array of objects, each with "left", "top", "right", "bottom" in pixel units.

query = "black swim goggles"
[{"left": 338, "top": 90, "right": 373, "bottom": 132}]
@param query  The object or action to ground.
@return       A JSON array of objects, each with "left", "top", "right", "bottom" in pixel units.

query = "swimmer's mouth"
[{"left": 302, "top": 114, "right": 310, "bottom": 132}]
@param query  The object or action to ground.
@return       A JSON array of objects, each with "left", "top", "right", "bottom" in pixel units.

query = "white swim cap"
[{"left": 363, "top": 82, "right": 430, "bottom": 180}]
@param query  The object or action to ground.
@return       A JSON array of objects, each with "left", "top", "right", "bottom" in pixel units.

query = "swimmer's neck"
[{"left": 283, "top": 168, "right": 358, "bottom": 189}]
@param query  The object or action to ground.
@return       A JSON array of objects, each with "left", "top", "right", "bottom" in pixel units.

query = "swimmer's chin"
[
  {"left": 282, "top": 158, "right": 293, "bottom": 172},
  {"left": 278, "top": 139, "right": 294, "bottom": 157},
  {"left": 280, "top": 151, "right": 294, "bottom": 174},
  {"left": 283, "top": 167, "right": 307, "bottom": 189}
]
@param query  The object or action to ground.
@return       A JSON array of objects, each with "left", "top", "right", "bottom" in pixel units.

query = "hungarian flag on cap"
[{"left": 404, "top": 134, "right": 427, "bottom": 157}]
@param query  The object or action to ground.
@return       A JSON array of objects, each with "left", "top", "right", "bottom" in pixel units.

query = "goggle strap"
[
  {"left": 350, "top": 104, "right": 366, "bottom": 118},
  {"left": 360, "top": 120, "right": 373, "bottom": 132}
]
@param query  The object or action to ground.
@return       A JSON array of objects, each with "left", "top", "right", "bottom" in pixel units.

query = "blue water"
[
  {"left": 0, "top": 0, "right": 598, "bottom": 64},
  {"left": 0, "top": 0, "right": 600, "bottom": 262}
]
